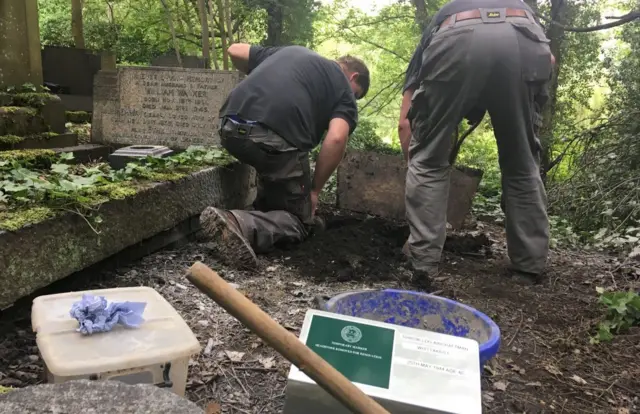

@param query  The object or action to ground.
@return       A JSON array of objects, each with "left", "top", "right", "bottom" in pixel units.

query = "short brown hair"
[{"left": 337, "top": 55, "right": 370, "bottom": 99}]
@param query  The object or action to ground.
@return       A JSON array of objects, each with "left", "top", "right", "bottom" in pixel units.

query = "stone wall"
[
  {"left": 0, "top": 163, "right": 255, "bottom": 309},
  {"left": 92, "top": 66, "right": 241, "bottom": 149}
]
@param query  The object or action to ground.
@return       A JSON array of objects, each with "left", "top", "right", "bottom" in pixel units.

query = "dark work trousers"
[
  {"left": 219, "top": 118, "right": 312, "bottom": 253},
  {"left": 406, "top": 10, "right": 552, "bottom": 275}
]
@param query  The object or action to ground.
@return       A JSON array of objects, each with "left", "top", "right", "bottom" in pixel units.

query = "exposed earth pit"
[{"left": 0, "top": 206, "right": 638, "bottom": 413}]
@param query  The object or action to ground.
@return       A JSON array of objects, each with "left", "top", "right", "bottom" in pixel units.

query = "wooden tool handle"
[{"left": 186, "top": 261, "right": 390, "bottom": 414}]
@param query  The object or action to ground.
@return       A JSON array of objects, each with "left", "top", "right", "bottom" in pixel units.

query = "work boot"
[
  {"left": 410, "top": 264, "right": 438, "bottom": 291},
  {"left": 199, "top": 207, "right": 258, "bottom": 270},
  {"left": 506, "top": 267, "right": 545, "bottom": 285}
]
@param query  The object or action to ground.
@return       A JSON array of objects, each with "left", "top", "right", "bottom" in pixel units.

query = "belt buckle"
[{"left": 480, "top": 8, "right": 507, "bottom": 23}]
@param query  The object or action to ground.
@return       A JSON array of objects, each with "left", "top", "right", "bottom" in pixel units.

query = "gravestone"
[
  {"left": 42, "top": 46, "right": 102, "bottom": 96},
  {"left": 152, "top": 52, "right": 206, "bottom": 69},
  {"left": 41, "top": 46, "right": 110, "bottom": 112},
  {"left": 337, "top": 150, "right": 483, "bottom": 229},
  {"left": 92, "top": 67, "right": 241, "bottom": 149},
  {"left": 0, "top": 0, "right": 43, "bottom": 88},
  {"left": 0, "top": 380, "right": 204, "bottom": 413}
]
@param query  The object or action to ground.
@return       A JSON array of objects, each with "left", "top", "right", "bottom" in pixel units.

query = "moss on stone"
[
  {"left": 0, "top": 385, "right": 11, "bottom": 394},
  {"left": 12, "top": 92, "right": 61, "bottom": 108},
  {"left": 31, "top": 131, "right": 59, "bottom": 140},
  {"left": 0, "top": 134, "right": 24, "bottom": 145},
  {"left": 0, "top": 149, "right": 56, "bottom": 168},
  {"left": 66, "top": 111, "right": 92, "bottom": 124},
  {"left": 0, "top": 106, "right": 37, "bottom": 116},
  {"left": 0, "top": 207, "right": 55, "bottom": 231}
]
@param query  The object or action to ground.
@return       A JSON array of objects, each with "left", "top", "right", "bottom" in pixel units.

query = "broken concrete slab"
[
  {"left": 92, "top": 67, "right": 241, "bottom": 149},
  {"left": 0, "top": 163, "right": 256, "bottom": 309},
  {"left": 336, "top": 150, "right": 483, "bottom": 229},
  {"left": 0, "top": 380, "right": 204, "bottom": 413}
]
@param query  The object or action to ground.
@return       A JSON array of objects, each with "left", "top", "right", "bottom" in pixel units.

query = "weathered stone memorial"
[
  {"left": 92, "top": 67, "right": 241, "bottom": 149},
  {"left": 0, "top": 380, "right": 204, "bottom": 413},
  {"left": 337, "top": 150, "right": 483, "bottom": 229},
  {"left": 0, "top": 0, "right": 43, "bottom": 88}
]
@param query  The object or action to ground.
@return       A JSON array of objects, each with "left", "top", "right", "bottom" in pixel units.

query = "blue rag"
[{"left": 69, "top": 294, "right": 147, "bottom": 335}]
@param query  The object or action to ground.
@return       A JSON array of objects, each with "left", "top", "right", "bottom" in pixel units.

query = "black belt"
[
  {"left": 440, "top": 8, "right": 529, "bottom": 29},
  {"left": 221, "top": 117, "right": 270, "bottom": 135}
]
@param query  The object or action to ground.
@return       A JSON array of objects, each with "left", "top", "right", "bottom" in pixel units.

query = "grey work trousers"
[
  {"left": 406, "top": 10, "right": 552, "bottom": 274},
  {"left": 219, "top": 119, "right": 312, "bottom": 253}
]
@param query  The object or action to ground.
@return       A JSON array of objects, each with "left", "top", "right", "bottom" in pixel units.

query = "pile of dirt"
[{"left": 0, "top": 207, "right": 638, "bottom": 413}]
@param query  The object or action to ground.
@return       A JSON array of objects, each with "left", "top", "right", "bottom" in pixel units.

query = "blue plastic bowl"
[{"left": 323, "top": 289, "right": 500, "bottom": 368}]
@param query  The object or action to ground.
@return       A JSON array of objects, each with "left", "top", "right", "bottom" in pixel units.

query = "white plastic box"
[
  {"left": 31, "top": 287, "right": 201, "bottom": 396},
  {"left": 284, "top": 310, "right": 482, "bottom": 414}
]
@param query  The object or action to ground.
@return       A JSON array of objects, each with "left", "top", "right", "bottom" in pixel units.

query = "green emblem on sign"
[
  {"left": 307, "top": 315, "right": 395, "bottom": 389},
  {"left": 341, "top": 326, "right": 363, "bottom": 343}
]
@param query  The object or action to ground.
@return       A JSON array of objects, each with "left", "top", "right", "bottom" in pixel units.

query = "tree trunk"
[
  {"left": 224, "top": 0, "right": 233, "bottom": 48},
  {"left": 411, "top": 0, "right": 428, "bottom": 31},
  {"left": 208, "top": 0, "right": 219, "bottom": 70},
  {"left": 216, "top": 0, "right": 229, "bottom": 69},
  {"left": 197, "top": 0, "right": 210, "bottom": 68},
  {"left": 71, "top": 0, "right": 85, "bottom": 49},
  {"left": 265, "top": 1, "right": 284, "bottom": 46},
  {"left": 539, "top": 0, "right": 567, "bottom": 182},
  {"left": 160, "top": 0, "right": 183, "bottom": 67}
]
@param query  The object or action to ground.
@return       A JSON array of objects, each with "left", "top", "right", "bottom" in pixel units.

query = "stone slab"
[
  {"left": 0, "top": 163, "right": 256, "bottom": 309},
  {"left": 92, "top": 67, "right": 241, "bottom": 149},
  {"left": 53, "top": 144, "right": 112, "bottom": 163},
  {"left": 41, "top": 46, "right": 102, "bottom": 96},
  {"left": 0, "top": 0, "right": 43, "bottom": 88},
  {"left": 336, "top": 150, "right": 483, "bottom": 229},
  {"left": 0, "top": 380, "right": 204, "bottom": 413},
  {"left": 59, "top": 94, "right": 93, "bottom": 112}
]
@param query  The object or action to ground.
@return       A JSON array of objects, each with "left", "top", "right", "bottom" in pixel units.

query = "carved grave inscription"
[{"left": 93, "top": 67, "right": 240, "bottom": 149}]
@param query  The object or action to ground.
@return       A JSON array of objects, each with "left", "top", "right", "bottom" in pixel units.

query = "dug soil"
[{"left": 0, "top": 206, "right": 638, "bottom": 413}]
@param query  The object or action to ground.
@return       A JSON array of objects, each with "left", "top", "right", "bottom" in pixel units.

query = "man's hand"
[{"left": 310, "top": 189, "right": 319, "bottom": 217}]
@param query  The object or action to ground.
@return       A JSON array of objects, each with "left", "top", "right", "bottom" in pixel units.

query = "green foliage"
[
  {"left": 0, "top": 135, "right": 24, "bottom": 145},
  {"left": 11, "top": 92, "right": 61, "bottom": 108},
  {"left": 591, "top": 287, "right": 640, "bottom": 344},
  {"left": 0, "top": 147, "right": 235, "bottom": 231},
  {"left": 65, "top": 111, "right": 92, "bottom": 124}
]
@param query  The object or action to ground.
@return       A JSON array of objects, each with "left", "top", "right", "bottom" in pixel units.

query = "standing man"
[
  {"left": 200, "top": 44, "right": 369, "bottom": 269},
  {"left": 399, "top": 1, "right": 554, "bottom": 284}
]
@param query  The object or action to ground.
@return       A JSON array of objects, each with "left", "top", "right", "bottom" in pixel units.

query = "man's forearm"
[
  {"left": 398, "top": 88, "right": 414, "bottom": 162},
  {"left": 228, "top": 44, "right": 251, "bottom": 73},
  {"left": 312, "top": 135, "right": 348, "bottom": 193}
]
